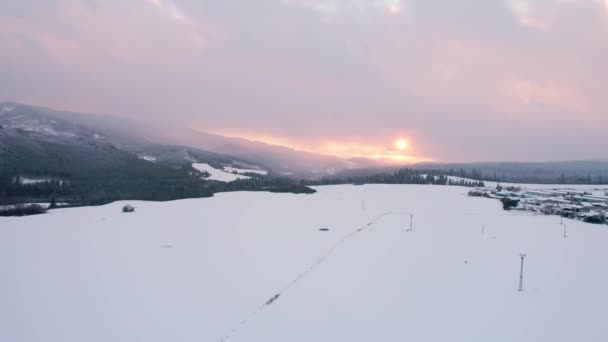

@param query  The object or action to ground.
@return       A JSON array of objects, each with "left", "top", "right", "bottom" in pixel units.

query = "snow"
[
  {"left": 138, "top": 154, "right": 157, "bottom": 162},
  {"left": 20, "top": 125, "right": 59, "bottom": 136},
  {"left": 2, "top": 184, "right": 608, "bottom": 342},
  {"left": 17, "top": 177, "right": 65, "bottom": 186},
  {"left": 20, "top": 177, "right": 53, "bottom": 185},
  {"left": 192, "top": 163, "right": 250, "bottom": 182},
  {"left": 0, "top": 203, "right": 50, "bottom": 211},
  {"left": 1, "top": 105, "right": 15, "bottom": 113},
  {"left": 0, "top": 202, "right": 68, "bottom": 211},
  {"left": 4, "top": 121, "right": 77, "bottom": 138},
  {"left": 223, "top": 166, "right": 268, "bottom": 176}
]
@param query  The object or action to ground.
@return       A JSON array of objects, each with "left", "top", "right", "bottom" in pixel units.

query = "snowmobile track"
[{"left": 219, "top": 211, "right": 396, "bottom": 341}]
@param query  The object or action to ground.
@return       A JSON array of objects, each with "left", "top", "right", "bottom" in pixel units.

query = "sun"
[{"left": 394, "top": 138, "right": 409, "bottom": 150}]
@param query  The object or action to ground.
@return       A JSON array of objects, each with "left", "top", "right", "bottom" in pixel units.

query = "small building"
[
  {"left": 525, "top": 190, "right": 562, "bottom": 198},
  {"left": 559, "top": 205, "right": 586, "bottom": 218},
  {"left": 540, "top": 198, "right": 570, "bottom": 206},
  {"left": 580, "top": 195, "right": 608, "bottom": 203},
  {"left": 554, "top": 190, "right": 589, "bottom": 196}
]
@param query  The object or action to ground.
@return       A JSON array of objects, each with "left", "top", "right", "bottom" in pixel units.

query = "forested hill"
[
  {"left": 0, "top": 126, "right": 214, "bottom": 204},
  {"left": 0, "top": 103, "right": 313, "bottom": 206}
]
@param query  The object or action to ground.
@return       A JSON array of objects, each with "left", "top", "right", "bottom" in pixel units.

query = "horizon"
[
  {"left": 3, "top": 99, "right": 608, "bottom": 166},
  {"left": 2, "top": 1, "right": 608, "bottom": 163}
]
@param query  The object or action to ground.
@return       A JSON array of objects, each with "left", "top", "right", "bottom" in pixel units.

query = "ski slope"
[
  {"left": 2, "top": 184, "right": 608, "bottom": 342},
  {"left": 192, "top": 163, "right": 251, "bottom": 182}
]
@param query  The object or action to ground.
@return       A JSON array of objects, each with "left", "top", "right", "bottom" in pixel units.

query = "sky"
[{"left": 1, "top": 0, "right": 607, "bottom": 163}]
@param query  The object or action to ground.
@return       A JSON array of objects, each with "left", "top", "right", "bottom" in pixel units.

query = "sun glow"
[
  {"left": 206, "top": 130, "right": 426, "bottom": 164},
  {"left": 394, "top": 138, "right": 409, "bottom": 150},
  {"left": 319, "top": 141, "right": 418, "bottom": 163},
  {"left": 388, "top": 4, "right": 401, "bottom": 15}
]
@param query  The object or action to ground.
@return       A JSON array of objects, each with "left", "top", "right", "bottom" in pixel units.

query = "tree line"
[{"left": 303, "top": 168, "right": 485, "bottom": 187}]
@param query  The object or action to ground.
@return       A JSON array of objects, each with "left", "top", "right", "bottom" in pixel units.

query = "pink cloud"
[{"left": 2, "top": 0, "right": 608, "bottom": 162}]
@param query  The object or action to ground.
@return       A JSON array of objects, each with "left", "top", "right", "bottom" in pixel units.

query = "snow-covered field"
[
  {"left": 2, "top": 184, "right": 608, "bottom": 342},
  {"left": 192, "top": 163, "right": 251, "bottom": 182},
  {"left": 138, "top": 154, "right": 158, "bottom": 162},
  {"left": 192, "top": 163, "right": 268, "bottom": 182}
]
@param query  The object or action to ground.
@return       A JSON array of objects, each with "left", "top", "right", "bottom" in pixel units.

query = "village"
[{"left": 470, "top": 184, "right": 608, "bottom": 225}]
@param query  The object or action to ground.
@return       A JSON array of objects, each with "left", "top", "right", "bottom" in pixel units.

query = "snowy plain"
[{"left": 2, "top": 184, "right": 608, "bottom": 342}]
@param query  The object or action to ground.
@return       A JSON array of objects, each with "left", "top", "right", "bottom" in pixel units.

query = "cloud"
[
  {"left": 1, "top": 0, "right": 608, "bottom": 162},
  {"left": 144, "top": 0, "right": 206, "bottom": 46},
  {"left": 502, "top": 78, "right": 587, "bottom": 112},
  {"left": 508, "top": 0, "right": 551, "bottom": 30},
  {"left": 148, "top": 0, "right": 187, "bottom": 21},
  {"left": 37, "top": 32, "right": 86, "bottom": 65},
  {"left": 0, "top": 0, "right": 211, "bottom": 66},
  {"left": 282, "top": 0, "right": 405, "bottom": 15}
]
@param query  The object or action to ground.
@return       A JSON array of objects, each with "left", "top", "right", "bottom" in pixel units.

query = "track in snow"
[{"left": 219, "top": 211, "right": 398, "bottom": 341}]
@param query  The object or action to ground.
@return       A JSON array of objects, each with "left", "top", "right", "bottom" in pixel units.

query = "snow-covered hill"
[
  {"left": 0, "top": 102, "right": 358, "bottom": 178},
  {"left": 192, "top": 163, "right": 252, "bottom": 182},
  {"left": 0, "top": 102, "right": 270, "bottom": 197},
  {"left": 3, "top": 184, "right": 608, "bottom": 341}
]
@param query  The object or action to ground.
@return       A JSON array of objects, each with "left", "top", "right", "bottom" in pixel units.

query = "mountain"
[
  {"left": 0, "top": 102, "right": 267, "bottom": 170},
  {"left": 0, "top": 102, "right": 379, "bottom": 178},
  {"left": 0, "top": 121, "right": 207, "bottom": 205},
  {"left": 0, "top": 102, "right": 330, "bottom": 207},
  {"left": 0, "top": 102, "right": 273, "bottom": 205},
  {"left": 5, "top": 101, "right": 606, "bottom": 189},
  {"left": 159, "top": 128, "right": 357, "bottom": 178}
]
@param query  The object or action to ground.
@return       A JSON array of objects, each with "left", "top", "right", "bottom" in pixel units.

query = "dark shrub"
[
  {"left": 0, "top": 204, "right": 47, "bottom": 217},
  {"left": 500, "top": 198, "right": 520, "bottom": 210},
  {"left": 584, "top": 215, "right": 606, "bottom": 224},
  {"left": 267, "top": 184, "right": 316, "bottom": 194},
  {"left": 468, "top": 190, "right": 490, "bottom": 198}
]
